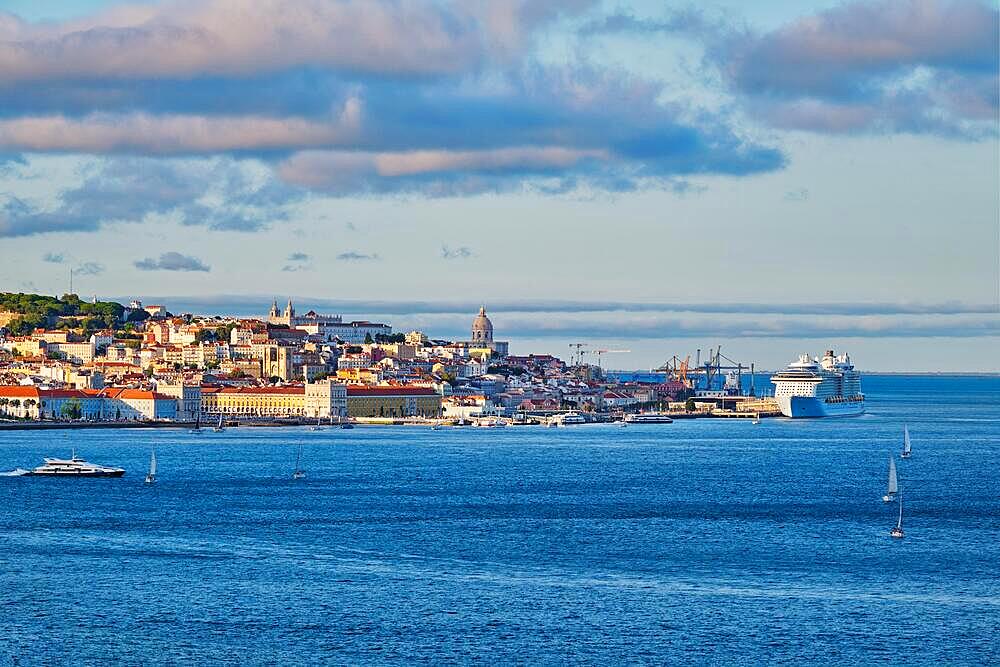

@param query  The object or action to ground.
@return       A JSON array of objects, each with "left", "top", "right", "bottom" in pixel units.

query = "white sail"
[
  {"left": 896, "top": 486, "right": 903, "bottom": 529},
  {"left": 887, "top": 457, "right": 898, "bottom": 495},
  {"left": 149, "top": 451, "right": 157, "bottom": 476},
  {"left": 903, "top": 426, "right": 911, "bottom": 454}
]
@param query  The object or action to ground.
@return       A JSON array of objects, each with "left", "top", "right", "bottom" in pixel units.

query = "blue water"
[{"left": 1, "top": 375, "right": 998, "bottom": 664}]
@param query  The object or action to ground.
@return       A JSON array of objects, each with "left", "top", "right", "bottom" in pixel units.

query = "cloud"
[
  {"left": 134, "top": 252, "right": 210, "bottom": 272},
  {"left": 281, "top": 251, "right": 312, "bottom": 272},
  {"left": 41, "top": 252, "right": 64, "bottom": 263},
  {"left": 0, "top": 157, "right": 301, "bottom": 237},
  {"left": 336, "top": 251, "right": 380, "bottom": 261},
  {"left": 0, "top": 104, "right": 361, "bottom": 154},
  {"left": 0, "top": 2, "right": 784, "bottom": 199},
  {"left": 0, "top": 0, "right": 593, "bottom": 83},
  {"left": 74, "top": 261, "right": 104, "bottom": 276},
  {"left": 586, "top": 0, "right": 999, "bottom": 138},
  {"left": 102, "top": 293, "right": 1000, "bottom": 339},
  {"left": 441, "top": 245, "right": 474, "bottom": 259},
  {"left": 101, "top": 295, "right": 1000, "bottom": 319},
  {"left": 722, "top": 0, "right": 999, "bottom": 137}
]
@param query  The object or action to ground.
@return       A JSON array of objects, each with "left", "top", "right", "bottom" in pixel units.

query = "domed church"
[
  {"left": 471, "top": 306, "right": 493, "bottom": 343},
  {"left": 465, "top": 305, "right": 508, "bottom": 356}
]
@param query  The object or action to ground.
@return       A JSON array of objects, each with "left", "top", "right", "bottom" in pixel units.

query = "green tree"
[
  {"left": 684, "top": 398, "right": 696, "bottom": 412},
  {"left": 61, "top": 399, "right": 83, "bottom": 420}
]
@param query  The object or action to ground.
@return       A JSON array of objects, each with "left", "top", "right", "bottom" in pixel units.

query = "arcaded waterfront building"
[{"left": 197, "top": 382, "right": 440, "bottom": 419}]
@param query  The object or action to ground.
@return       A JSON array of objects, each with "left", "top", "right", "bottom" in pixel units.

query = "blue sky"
[{"left": 0, "top": 0, "right": 997, "bottom": 371}]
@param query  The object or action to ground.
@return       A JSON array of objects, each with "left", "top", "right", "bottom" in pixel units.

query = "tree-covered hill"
[{"left": 0, "top": 292, "right": 125, "bottom": 335}]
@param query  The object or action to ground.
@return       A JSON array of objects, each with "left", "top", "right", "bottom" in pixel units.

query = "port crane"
[{"left": 657, "top": 346, "right": 755, "bottom": 394}]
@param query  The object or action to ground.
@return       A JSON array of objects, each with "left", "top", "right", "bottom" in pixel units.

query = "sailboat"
[
  {"left": 890, "top": 485, "right": 905, "bottom": 538},
  {"left": 190, "top": 413, "right": 201, "bottom": 433},
  {"left": 901, "top": 425, "right": 912, "bottom": 459},
  {"left": 144, "top": 450, "right": 157, "bottom": 484},
  {"left": 309, "top": 416, "right": 323, "bottom": 431},
  {"left": 292, "top": 445, "right": 306, "bottom": 480},
  {"left": 882, "top": 456, "right": 898, "bottom": 502},
  {"left": 213, "top": 414, "right": 225, "bottom": 432}
]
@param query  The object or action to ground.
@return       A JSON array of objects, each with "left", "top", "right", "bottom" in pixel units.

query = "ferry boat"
[
  {"left": 771, "top": 350, "right": 864, "bottom": 418},
  {"left": 554, "top": 412, "right": 586, "bottom": 426},
  {"left": 22, "top": 451, "right": 125, "bottom": 477},
  {"left": 624, "top": 413, "right": 674, "bottom": 424}
]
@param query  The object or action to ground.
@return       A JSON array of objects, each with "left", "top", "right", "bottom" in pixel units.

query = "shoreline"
[{"left": 0, "top": 412, "right": 779, "bottom": 431}]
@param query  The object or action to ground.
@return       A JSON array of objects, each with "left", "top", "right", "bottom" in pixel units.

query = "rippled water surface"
[{"left": 1, "top": 375, "right": 998, "bottom": 664}]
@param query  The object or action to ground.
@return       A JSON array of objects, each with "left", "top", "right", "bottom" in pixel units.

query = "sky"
[{"left": 0, "top": 0, "right": 997, "bottom": 371}]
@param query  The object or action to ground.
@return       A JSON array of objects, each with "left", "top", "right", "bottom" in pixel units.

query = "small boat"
[
  {"left": 618, "top": 421, "right": 628, "bottom": 428},
  {"left": 882, "top": 456, "right": 898, "bottom": 503},
  {"left": 21, "top": 450, "right": 125, "bottom": 478},
  {"left": 213, "top": 414, "right": 225, "bottom": 432},
  {"left": 144, "top": 450, "right": 157, "bottom": 484},
  {"left": 340, "top": 421, "right": 354, "bottom": 429},
  {"left": 901, "top": 425, "right": 912, "bottom": 459},
  {"left": 430, "top": 424, "right": 440, "bottom": 431},
  {"left": 890, "top": 485, "right": 905, "bottom": 538},
  {"left": 310, "top": 416, "right": 323, "bottom": 432},
  {"left": 190, "top": 413, "right": 201, "bottom": 433},
  {"left": 292, "top": 445, "right": 306, "bottom": 480},
  {"left": 751, "top": 415, "right": 761, "bottom": 425}
]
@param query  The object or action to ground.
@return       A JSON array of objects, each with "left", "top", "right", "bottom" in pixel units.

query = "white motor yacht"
[{"left": 23, "top": 451, "right": 125, "bottom": 478}]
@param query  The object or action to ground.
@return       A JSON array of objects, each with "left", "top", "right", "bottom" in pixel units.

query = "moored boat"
[
  {"left": 624, "top": 413, "right": 674, "bottom": 424},
  {"left": 771, "top": 350, "right": 864, "bottom": 418}
]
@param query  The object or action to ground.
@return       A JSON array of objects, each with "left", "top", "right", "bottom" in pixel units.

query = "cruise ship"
[{"left": 771, "top": 350, "right": 865, "bottom": 418}]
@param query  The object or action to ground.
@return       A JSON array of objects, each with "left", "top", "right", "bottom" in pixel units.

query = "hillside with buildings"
[{"left": 0, "top": 293, "right": 696, "bottom": 425}]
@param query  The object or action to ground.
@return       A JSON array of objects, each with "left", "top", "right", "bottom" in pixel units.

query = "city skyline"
[{"left": 1, "top": 0, "right": 997, "bottom": 371}]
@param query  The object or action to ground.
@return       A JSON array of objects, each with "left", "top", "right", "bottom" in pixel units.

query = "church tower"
[
  {"left": 283, "top": 298, "right": 296, "bottom": 325},
  {"left": 471, "top": 306, "right": 493, "bottom": 344}
]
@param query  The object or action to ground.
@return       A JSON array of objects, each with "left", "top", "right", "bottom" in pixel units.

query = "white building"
[{"left": 304, "top": 380, "right": 348, "bottom": 418}]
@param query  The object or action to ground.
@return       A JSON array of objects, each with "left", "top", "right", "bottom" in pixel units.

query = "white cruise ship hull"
[{"left": 777, "top": 396, "right": 865, "bottom": 418}]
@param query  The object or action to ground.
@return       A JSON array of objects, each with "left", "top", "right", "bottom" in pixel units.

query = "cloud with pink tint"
[
  {"left": 0, "top": 99, "right": 361, "bottom": 154},
  {"left": 0, "top": 0, "right": 595, "bottom": 82},
  {"left": 587, "top": 0, "right": 998, "bottom": 137}
]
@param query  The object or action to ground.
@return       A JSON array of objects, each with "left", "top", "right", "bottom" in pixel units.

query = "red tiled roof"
[{"left": 0, "top": 386, "right": 40, "bottom": 398}]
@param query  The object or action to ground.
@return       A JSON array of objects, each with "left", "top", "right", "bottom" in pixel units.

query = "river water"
[{"left": 1, "top": 375, "right": 997, "bottom": 664}]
